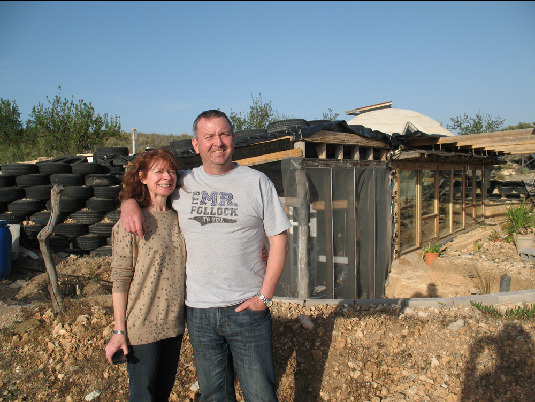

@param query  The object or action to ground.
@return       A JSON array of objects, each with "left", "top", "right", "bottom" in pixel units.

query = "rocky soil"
[
  {"left": 2, "top": 159, "right": 535, "bottom": 402},
  {"left": 1, "top": 224, "right": 534, "bottom": 402}
]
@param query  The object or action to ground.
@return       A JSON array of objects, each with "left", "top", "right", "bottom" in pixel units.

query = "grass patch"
[{"left": 470, "top": 300, "right": 535, "bottom": 319}]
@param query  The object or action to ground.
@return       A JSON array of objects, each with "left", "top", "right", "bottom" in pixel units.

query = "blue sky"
[{"left": 1, "top": 1, "right": 534, "bottom": 136}]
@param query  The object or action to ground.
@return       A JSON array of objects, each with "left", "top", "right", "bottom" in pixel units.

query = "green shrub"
[{"left": 503, "top": 202, "right": 535, "bottom": 238}]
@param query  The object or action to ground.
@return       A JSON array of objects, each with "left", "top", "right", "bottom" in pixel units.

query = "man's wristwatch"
[{"left": 256, "top": 292, "right": 273, "bottom": 307}]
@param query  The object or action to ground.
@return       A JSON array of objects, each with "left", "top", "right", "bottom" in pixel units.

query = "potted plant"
[
  {"left": 421, "top": 241, "right": 442, "bottom": 265},
  {"left": 503, "top": 202, "right": 535, "bottom": 254}
]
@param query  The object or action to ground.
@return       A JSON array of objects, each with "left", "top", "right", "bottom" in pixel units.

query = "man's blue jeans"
[
  {"left": 126, "top": 335, "right": 183, "bottom": 401},
  {"left": 186, "top": 305, "right": 277, "bottom": 402}
]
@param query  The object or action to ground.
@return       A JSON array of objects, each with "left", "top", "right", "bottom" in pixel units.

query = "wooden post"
[
  {"left": 296, "top": 168, "right": 310, "bottom": 298},
  {"left": 37, "top": 184, "right": 65, "bottom": 314},
  {"left": 335, "top": 145, "right": 343, "bottom": 160},
  {"left": 351, "top": 146, "right": 360, "bottom": 160},
  {"left": 316, "top": 143, "right": 327, "bottom": 159}
]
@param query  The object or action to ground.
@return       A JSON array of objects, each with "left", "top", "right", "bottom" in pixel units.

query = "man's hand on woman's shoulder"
[{"left": 120, "top": 199, "right": 146, "bottom": 237}]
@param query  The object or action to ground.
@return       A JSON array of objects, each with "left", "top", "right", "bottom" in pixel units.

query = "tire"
[
  {"left": 266, "top": 119, "right": 308, "bottom": 133},
  {"left": 234, "top": 128, "right": 267, "bottom": 137},
  {"left": 169, "top": 139, "right": 193, "bottom": 149},
  {"left": 85, "top": 174, "right": 114, "bottom": 187},
  {"left": 1, "top": 163, "right": 39, "bottom": 176},
  {"left": 86, "top": 197, "right": 118, "bottom": 212},
  {"left": 0, "top": 187, "right": 25, "bottom": 203},
  {"left": 38, "top": 163, "right": 71, "bottom": 175},
  {"left": 307, "top": 120, "right": 330, "bottom": 126},
  {"left": 49, "top": 235, "right": 70, "bottom": 251},
  {"left": 90, "top": 245, "right": 112, "bottom": 257},
  {"left": 54, "top": 223, "right": 88, "bottom": 238},
  {"left": 8, "top": 199, "right": 45, "bottom": 215},
  {"left": 93, "top": 185, "right": 121, "bottom": 200},
  {"left": 62, "top": 185, "right": 94, "bottom": 200},
  {"left": 50, "top": 173, "right": 84, "bottom": 186},
  {"left": 88, "top": 222, "right": 115, "bottom": 237},
  {"left": 69, "top": 210, "right": 105, "bottom": 225},
  {"left": 103, "top": 165, "right": 125, "bottom": 174},
  {"left": 30, "top": 211, "right": 68, "bottom": 226},
  {"left": 112, "top": 173, "right": 124, "bottom": 185},
  {"left": 24, "top": 185, "right": 53, "bottom": 201},
  {"left": 0, "top": 175, "right": 16, "bottom": 188},
  {"left": 0, "top": 212, "right": 25, "bottom": 224},
  {"left": 46, "top": 197, "right": 85, "bottom": 213},
  {"left": 58, "top": 155, "right": 88, "bottom": 165},
  {"left": 15, "top": 174, "right": 50, "bottom": 188},
  {"left": 71, "top": 163, "right": 109, "bottom": 176},
  {"left": 24, "top": 224, "right": 45, "bottom": 239},
  {"left": 73, "top": 234, "right": 106, "bottom": 250},
  {"left": 106, "top": 209, "right": 121, "bottom": 223},
  {"left": 94, "top": 147, "right": 129, "bottom": 157}
]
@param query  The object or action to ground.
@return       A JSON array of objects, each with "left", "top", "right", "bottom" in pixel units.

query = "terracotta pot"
[{"left": 425, "top": 252, "right": 439, "bottom": 266}]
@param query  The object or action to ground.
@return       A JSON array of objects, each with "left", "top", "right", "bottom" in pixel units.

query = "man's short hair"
[{"left": 192, "top": 110, "right": 234, "bottom": 139}]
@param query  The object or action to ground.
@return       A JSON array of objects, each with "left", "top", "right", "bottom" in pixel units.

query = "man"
[{"left": 120, "top": 110, "right": 290, "bottom": 401}]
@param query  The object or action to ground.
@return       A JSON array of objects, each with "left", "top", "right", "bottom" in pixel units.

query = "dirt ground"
[
  {"left": 1, "top": 159, "right": 535, "bottom": 401},
  {"left": 1, "top": 218, "right": 534, "bottom": 401}
]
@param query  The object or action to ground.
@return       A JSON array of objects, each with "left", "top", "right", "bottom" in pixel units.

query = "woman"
[{"left": 105, "top": 148, "right": 185, "bottom": 401}]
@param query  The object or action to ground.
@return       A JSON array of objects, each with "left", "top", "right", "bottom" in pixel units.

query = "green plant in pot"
[
  {"left": 422, "top": 241, "right": 442, "bottom": 265},
  {"left": 503, "top": 202, "right": 535, "bottom": 254}
]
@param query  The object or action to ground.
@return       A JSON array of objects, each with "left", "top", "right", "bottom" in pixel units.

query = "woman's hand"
[{"left": 105, "top": 333, "right": 129, "bottom": 365}]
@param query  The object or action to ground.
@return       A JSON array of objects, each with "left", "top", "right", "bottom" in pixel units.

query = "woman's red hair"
[{"left": 118, "top": 148, "right": 180, "bottom": 208}]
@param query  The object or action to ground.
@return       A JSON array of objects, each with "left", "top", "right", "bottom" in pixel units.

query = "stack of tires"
[{"left": 0, "top": 147, "right": 127, "bottom": 257}]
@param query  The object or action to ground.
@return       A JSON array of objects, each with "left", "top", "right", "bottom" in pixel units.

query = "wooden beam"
[
  {"left": 406, "top": 128, "right": 534, "bottom": 147},
  {"left": 485, "top": 146, "right": 535, "bottom": 154},
  {"left": 234, "top": 148, "right": 302, "bottom": 166},
  {"left": 302, "top": 130, "right": 390, "bottom": 148},
  {"left": 455, "top": 136, "right": 535, "bottom": 148}
]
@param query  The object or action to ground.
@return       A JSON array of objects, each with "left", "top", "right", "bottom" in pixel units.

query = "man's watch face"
[{"left": 265, "top": 299, "right": 273, "bottom": 307}]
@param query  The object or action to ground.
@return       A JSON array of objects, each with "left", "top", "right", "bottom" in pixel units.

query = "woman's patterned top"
[{"left": 110, "top": 209, "right": 186, "bottom": 345}]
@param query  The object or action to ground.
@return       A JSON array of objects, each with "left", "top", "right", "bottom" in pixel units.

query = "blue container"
[{"left": 0, "top": 220, "right": 12, "bottom": 280}]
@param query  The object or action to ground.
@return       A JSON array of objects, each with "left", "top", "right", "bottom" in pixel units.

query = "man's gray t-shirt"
[{"left": 171, "top": 164, "right": 291, "bottom": 308}]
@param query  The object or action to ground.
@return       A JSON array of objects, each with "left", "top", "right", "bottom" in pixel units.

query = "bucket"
[
  {"left": 0, "top": 220, "right": 12, "bottom": 280},
  {"left": 8, "top": 223, "right": 20, "bottom": 261}
]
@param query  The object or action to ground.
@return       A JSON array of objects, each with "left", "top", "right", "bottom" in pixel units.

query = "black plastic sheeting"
[{"left": 167, "top": 120, "right": 394, "bottom": 159}]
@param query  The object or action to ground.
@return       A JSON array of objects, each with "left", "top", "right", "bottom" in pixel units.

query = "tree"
[
  {"left": 228, "top": 92, "right": 291, "bottom": 131},
  {"left": 322, "top": 108, "right": 340, "bottom": 121},
  {"left": 503, "top": 122, "right": 534, "bottom": 131},
  {"left": 0, "top": 98, "right": 24, "bottom": 142},
  {"left": 27, "top": 87, "right": 122, "bottom": 154},
  {"left": 447, "top": 112, "right": 505, "bottom": 135}
]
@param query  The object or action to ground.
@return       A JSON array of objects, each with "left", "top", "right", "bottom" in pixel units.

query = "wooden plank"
[
  {"left": 234, "top": 148, "right": 302, "bottom": 166},
  {"left": 311, "top": 200, "right": 349, "bottom": 210},
  {"left": 456, "top": 136, "right": 535, "bottom": 147},
  {"left": 406, "top": 128, "right": 533, "bottom": 147},
  {"left": 366, "top": 147, "right": 374, "bottom": 161},
  {"left": 484, "top": 145, "right": 535, "bottom": 153},
  {"left": 303, "top": 130, "right": 390, "bottom": 148}
]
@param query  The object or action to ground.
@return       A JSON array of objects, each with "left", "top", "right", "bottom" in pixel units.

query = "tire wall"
[{"left": 0, "top": 150, "right": 129, "bottom": 256}]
